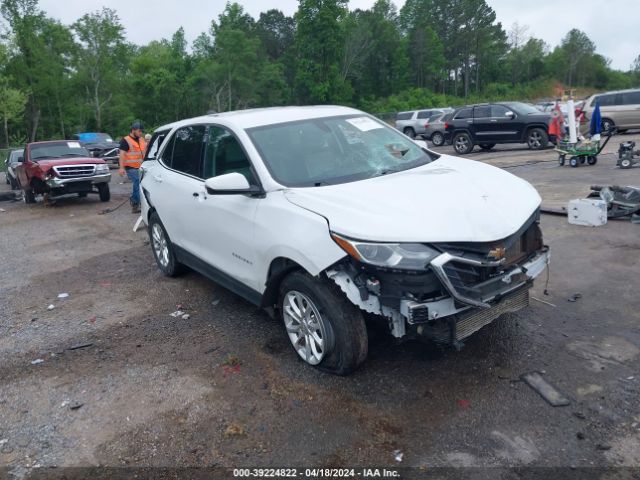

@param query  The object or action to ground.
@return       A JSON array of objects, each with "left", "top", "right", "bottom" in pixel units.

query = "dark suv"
[{"left": 446, "top": 102, "right": 552, "bottom": 154}]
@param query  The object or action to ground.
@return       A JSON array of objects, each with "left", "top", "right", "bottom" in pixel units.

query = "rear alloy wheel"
[
  {"left": 279, "top": 271, "right": 368, "bottom": 375},
  {"left": 479, "top": 143, "right": 496, "bottom": 150},
  {"left": 148, "top": 212, "right": 184, "bottom": 277},
  {"left": 431, "top": 131, "right": 445, "bottom": 147},
  {"left": 403, "top": 127, "right": 416, "bottom": 139},
  {"left": 527, "top": 128, "right": 548, "bottom": 150},
  {"left": 453, "top": 132, "right": 474, "bottom": 154},
  {"left": 601, "top": 118, "right": 614, "bottom": 133},
  {"left": 97, "top": 183, "right": 110, "bottom": 202},
  {"left": 569, "top": 156, "right": 580, "bottom": 168}
]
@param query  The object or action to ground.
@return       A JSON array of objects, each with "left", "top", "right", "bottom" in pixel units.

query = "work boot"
[{"left": 131, "top": 203, "right": 141, "bottom": 214}]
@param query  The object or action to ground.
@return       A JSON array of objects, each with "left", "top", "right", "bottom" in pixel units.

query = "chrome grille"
[{"left": 53, "top": 164, "right": 96, "bottom": 178}]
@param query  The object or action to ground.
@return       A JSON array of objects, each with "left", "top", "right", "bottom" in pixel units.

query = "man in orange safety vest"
[{"left": 119, "top": 121, "right": 147, "bottom": 213}]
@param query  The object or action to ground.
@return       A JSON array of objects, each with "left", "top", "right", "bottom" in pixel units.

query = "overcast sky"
[{"left": 39, "top": 0, "right": 639, "bottom": 71}]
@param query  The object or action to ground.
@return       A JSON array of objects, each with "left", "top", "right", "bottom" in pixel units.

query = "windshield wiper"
[{"left": 58, "top": 153, "right": 87, "bottom": 157}]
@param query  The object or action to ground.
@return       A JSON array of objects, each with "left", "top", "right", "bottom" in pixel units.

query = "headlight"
[
  {"left": 95, "top": 163, "right": 109, "bottom": 173},
  {"left": 331, "top": 233, "right": 440, "bottom": 270}
]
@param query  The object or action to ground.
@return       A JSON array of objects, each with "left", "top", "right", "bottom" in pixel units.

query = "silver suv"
[
  {"left": 395, "top": 109, "right": 451, "bottom": 139},
  {"left": 583, "top": 89, "right": 640, "bottom": 133}
]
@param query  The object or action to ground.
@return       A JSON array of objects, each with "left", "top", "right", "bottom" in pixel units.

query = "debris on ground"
[
  {"left": 69, "top": 402, "right": 84, "bottom": 411},
  {"left": 531, "top": 296, "right": 557, "bottom": 307},
  {"left": 57, "top": 293, "right": 69, "bottom": 299},
  {"left": 573, "top": 412, "right": 586, "bottom": 420},
  {"left": 67, "top": 342, "right": 93, "bottom": 351},
  {"left": 205, "top": 347, "right": 220, "bottom": 354},
  {"left": 595, "top": 444, "right": 611, "bottom": 451},
  {"left": 521, "top": 371, "right": 570, "bottom": 407},
  {"left": 170, "top": 310, "right": 190, "bottom": 318},
  {"left": 47, "top": 304, "right": 55, "bottom": 311},
  {"left": 0, "top": 208, "right": 6, "bottom": 212},
  {"left": 393, "top": 450, "right": 404, "bottom": 462},
  {"left": 576, "top": 432, "right": 585, "bottom": 440},
  {"left": 212, "top": 299, "right": 221, "bottom": 306},
  {"left": 30, "top": 359, "right": 44, "bottom": 365},
  {"left": 224, "top": 422, "right": 246, "bottom": 437},
  {"left": 590, "top": 185, "right": 640, "bottom": 220},
  {"left": 87, "top": 316, "right": 96, "bottom": 324},
  {"left": 181, "top": 313, "right": 190, "bottom": 320},
  {"left": 568, "top": 293, "right": 582, "bottom": 303},
  {"left": 223, "top": 355, "right": 241, "bottom": 367},
  {"left": 61, "top": 400, "right": 70, "bottom": 408}
]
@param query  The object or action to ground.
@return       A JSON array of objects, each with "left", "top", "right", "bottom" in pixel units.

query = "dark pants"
[{"left": 126, "top": 168, "right": 140, "bottom": 206}]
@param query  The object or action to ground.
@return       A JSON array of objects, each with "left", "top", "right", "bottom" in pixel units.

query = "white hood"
[{"left": 283, "top": 155, "right": 541, "bottom": 243}]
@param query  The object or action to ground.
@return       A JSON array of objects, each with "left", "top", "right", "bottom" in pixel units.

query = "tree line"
[{"left": 0, "top": 0, "right": 638, "bottom": 146}]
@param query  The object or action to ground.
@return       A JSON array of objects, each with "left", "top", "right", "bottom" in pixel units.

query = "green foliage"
[{"left": 0, "top": 0, "right": 636, "bottom": 144}]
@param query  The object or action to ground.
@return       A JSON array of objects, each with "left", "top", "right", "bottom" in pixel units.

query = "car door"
[
  {"left": 620, "top": 91, "right": 640, "bottom": 128},
  {"left": 149, "top": 124, "right": 207, "bottom": 254},
  {"left": 470, "top": 105, "right": 495, "bottom": 141},
  {"left": 490, "top": 104, "right": 522, "bottom": 141},
  {"left": 188, "top": 125, "right": 261, "bottom": 289}
]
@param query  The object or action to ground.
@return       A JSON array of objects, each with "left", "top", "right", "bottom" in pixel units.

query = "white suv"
[{"left": 139, "top": 106, "right": 549, "bottom": 375}]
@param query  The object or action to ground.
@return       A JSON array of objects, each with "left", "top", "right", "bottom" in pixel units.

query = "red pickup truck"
[{"left": 14, "top": 140, "right": 111, "bottom": 204}]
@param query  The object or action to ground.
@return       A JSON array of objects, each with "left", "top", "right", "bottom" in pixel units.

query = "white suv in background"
[{"left": 139, "top": 106, "right": 549, "bottom": 375}]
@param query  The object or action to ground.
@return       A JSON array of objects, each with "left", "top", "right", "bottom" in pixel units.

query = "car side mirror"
[
  {"left": 204, "top": 172, "right": 261, "bottom": 196},
  {"left": 505, "top": 111, "right": 515, "bottom": 118}
]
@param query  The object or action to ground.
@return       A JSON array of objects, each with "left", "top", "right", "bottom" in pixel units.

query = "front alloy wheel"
[
  {"left": 278, "top": 271, "right": 368, "bottom": 375},
  {"left": 148, "top": 212, "right": 184, "bottom": 277},
  {"left": 283, "top": 291, "right": 328, "bottom": 365}
]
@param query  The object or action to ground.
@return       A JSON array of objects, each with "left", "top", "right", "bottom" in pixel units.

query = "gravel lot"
[{"left": 1, "top": 134, "right": 639, "bottom": 478}]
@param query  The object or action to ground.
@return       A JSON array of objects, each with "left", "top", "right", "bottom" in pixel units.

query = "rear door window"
[
  {"left": 166, "top": 125, "right": 206, "bottom": 178},
  {"left": 491, "top": 105, "right": 511, "bottom": 117},
  {"left": 455, "top": 108, "right": 472, "bottom": 119},
  {"left": 396, "top": 112, "right": 413, "bottom": 120},
  {"left": 417, "top": 110, "right": 432, "bottom": 119}
]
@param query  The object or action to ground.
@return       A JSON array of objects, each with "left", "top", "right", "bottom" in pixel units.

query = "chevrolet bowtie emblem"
[{"left": 488, "top": 246, "right": 506, "bottom": 260}]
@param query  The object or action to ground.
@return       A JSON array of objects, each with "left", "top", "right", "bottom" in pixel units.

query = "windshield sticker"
[
  {"left": 346, "top": 117, "right": 383, "bottom": 132},
  {"left": 67, "top": 142, "right": 82, "bottom": 148}
]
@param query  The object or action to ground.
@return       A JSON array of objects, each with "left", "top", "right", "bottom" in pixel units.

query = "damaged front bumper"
[{"left": 328, "top": 247, "right": 550, "bottom": 343}]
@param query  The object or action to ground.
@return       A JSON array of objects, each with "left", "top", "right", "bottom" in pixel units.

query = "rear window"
[
  {"left": 428, "top": 113, "right": 443, "bottom": 122},
  {"left": 454, "top": 108, "right": 472, "bottom": 119},
  {"left": 474, "top": 106, "right": 491, "bottom": 118},
  {"left": 396, "top": 112, "right": 413, "bottom": 120},
  {"left": 417, "top": 110, "right": 432, "bottom": 119}
]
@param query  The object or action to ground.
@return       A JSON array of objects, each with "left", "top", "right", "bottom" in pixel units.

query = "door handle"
[{"left": 192, "top": 192, "right": 199, "bottom": 197}]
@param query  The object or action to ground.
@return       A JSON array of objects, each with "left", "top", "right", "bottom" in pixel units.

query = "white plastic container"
[{"left": 567, "top": 199, "right": 608, "bottom": 227}]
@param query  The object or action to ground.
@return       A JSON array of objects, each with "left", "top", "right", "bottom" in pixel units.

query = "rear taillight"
[
  {"left": 444, "top": 122, "right": 449, "bottom": 130},
  {"left": 424, "top": 122, "right": 429, "bottom": 128}
]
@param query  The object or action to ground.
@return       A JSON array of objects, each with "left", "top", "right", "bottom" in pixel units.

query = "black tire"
[
  {"left": 278, "top": 271, "right": 368, "bottom": 375},
  {"left": 558, "top": 154, "right": 566, "bottom": 166},
  {"left": 148, "top": 211, "right": 185, "bottom": 277},
  {"left": 587, "top": 155, "right": 597, "bottom": 166},
  {"left": 431, "top": 131, "right": 445, "bottom": 147},
  {"left": 23, "top": 187, "right": 36, "bottom": 204},
  {"left": 569, "top": 156, "right": 580, "bottom": 168},
  {"left": 479, "top": 143, "right": 496, "bottom": 150},
  {"left": 527, "top": 128, "right": 548, "bottom": 150},
  {"left": 453, "top": 132, "right": 474, "bottom": 154},
  {"left": 97, "top": 183, "right": 110, "bottom": 202},
  {"left": 601, "top": 118, "right": 614, "bottom": 133},
  {"left": 403, "top": 127, "right": 416, "bottom": 139},
  {"left": 620, "top": 158, "right": 633, "bottom": 169}
]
